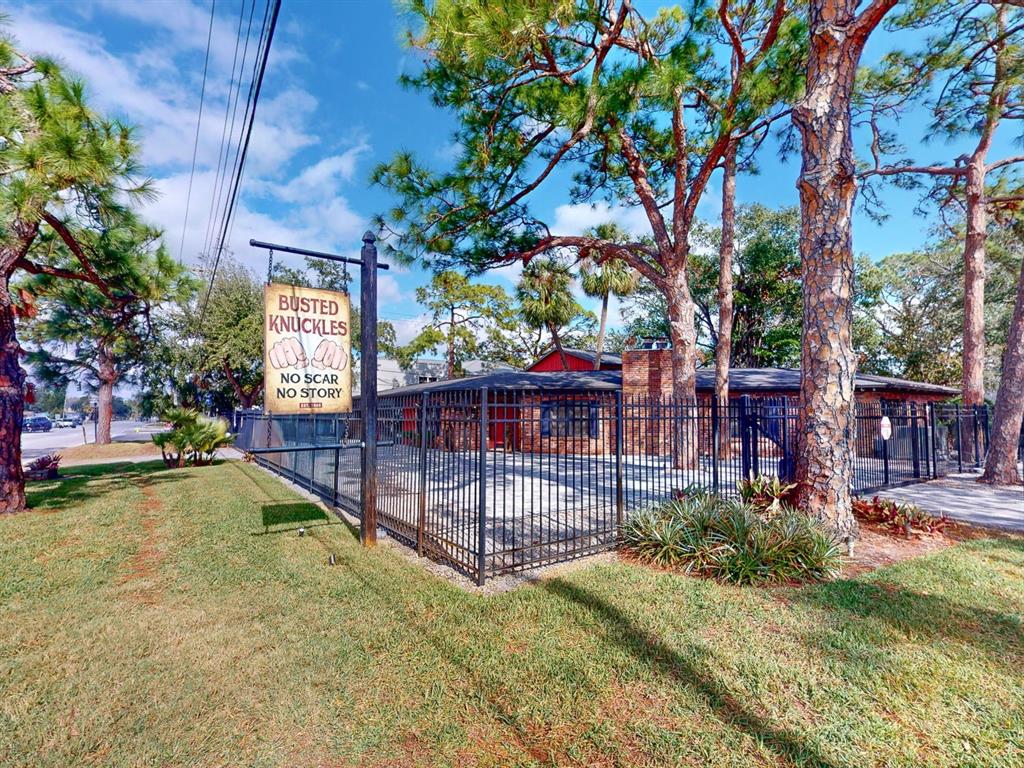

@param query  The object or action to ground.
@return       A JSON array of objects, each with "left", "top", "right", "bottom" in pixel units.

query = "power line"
[
  {"left": 176, "top": 0, "right": 216, "bottom": 265},
  {"left": 201, "top": 0, "right": 252, "bottom": 261},
  {"left": 200, "top": 0, "right": 282, "bottom": 323},
  {"left": 215, "top": 0, "right": 270, "bottom": 256}
]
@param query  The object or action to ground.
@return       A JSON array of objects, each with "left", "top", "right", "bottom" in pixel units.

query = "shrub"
[
  {"left": 621, "top": 493, "right": 841, "bottom": 585},
  {"left": 27, "top": 454, "right": 61, "bottom": 472},
  {"left": 737, "top": 474, "right": 799, "bottom": 519},
  {"left": 153, "top": 408, "right": 233, "bottom": 468},
  {"left": 25, "top": 454, "right": 61, "bottom": 480},
  {"left": 852, "top": 496, "right": 948, "bottom": 536}
]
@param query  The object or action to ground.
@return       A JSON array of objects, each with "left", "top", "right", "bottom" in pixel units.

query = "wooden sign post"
[
  {"left": 359, "top": 231, "right": 378, "bottom": 546},
  {"left": 249, "top": 236, "right": 388, "bottom": 549}
]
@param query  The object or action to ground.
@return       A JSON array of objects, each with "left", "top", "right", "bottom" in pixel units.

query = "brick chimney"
[{"left": 622, "top": 340, "right": 674, "bottom": 398}]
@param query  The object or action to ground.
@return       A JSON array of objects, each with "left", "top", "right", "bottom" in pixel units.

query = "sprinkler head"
[
  {"left": 298, "top": 527, "right": 305, "bottom": 537},
  {"left": 328, "top": 553, "right": 336, "bottom": 566}
]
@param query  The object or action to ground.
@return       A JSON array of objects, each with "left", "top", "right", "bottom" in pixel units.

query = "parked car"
[
  {"left": 53, "top": 417, "right": 75, "bottom": 428},
  {"left": 24, "top": 415, "right": 53, "bottom": 433}
]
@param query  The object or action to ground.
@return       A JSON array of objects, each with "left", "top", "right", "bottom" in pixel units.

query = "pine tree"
[
  {"left": 21, "top": 216, "right": 190, "bottom": 444},
  {"left": 373, "top": 0, "right": 804, "bottom": 401},
  {"left": 858, "top": 1, "right": 1024, "bottom": 406},
  {"left": 0, "top": 33, "right": 152, "bottom": 511},
  {"left": 791, "top": 0, "right": 897, "bottom": 537}
]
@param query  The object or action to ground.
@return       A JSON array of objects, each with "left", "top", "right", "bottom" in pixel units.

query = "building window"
[
  {"left": 540, "top": 401, "right": 599, "bottom": 438},
  {"left": 418, "top": 375, "right": 439, "bottom": 384}
]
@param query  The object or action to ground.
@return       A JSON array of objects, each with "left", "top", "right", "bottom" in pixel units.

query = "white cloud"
[
  {"left": 388, "top": 314, "right": 431, "bottom": 345},
  {"left": 260, "top": 140, "right": 371, "bottom": 202},
  {"left": 376, "top": 274, "right": 408, "bottom": 305},
  {"left": 550, "top": 201, "right": 652, "bottom": 238},
  {"left": 355, "top": 80, "right": 371, "bottom": 91}
]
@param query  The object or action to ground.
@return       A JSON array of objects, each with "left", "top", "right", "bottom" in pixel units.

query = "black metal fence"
[{"left": 237, "top": 392, "right": 990, "bottom": 583}]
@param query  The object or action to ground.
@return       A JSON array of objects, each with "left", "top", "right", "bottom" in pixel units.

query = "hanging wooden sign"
[{"left": 264, "top": 282, "right": 352, "bottom": 414}]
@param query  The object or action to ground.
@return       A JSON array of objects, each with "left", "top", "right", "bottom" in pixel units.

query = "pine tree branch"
[{"left": 39, "top": 211, "right": 115, "bottom": 300}]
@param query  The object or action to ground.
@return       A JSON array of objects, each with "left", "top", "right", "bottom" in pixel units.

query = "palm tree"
[
  {"left": 517, "top": 259, "right": 581, "bottom": 370},
  {"left": 580, "top": 224, "right": 639, "bottom": 370}
]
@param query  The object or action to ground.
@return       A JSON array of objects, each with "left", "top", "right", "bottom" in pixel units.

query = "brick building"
[{"left": 377, "top": 347, "right": 957, "bottom": 457}]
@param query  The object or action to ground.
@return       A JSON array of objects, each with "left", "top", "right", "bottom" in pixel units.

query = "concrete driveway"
[{"left": 877, "top": 472, "right": 1024, "bottom": 531}]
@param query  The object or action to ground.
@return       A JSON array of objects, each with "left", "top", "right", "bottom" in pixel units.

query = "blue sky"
[{"left": 11, "top": 0, "right": 1018, "bottom": 343}]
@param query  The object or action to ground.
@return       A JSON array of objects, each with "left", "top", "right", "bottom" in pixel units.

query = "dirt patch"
[
  {"left": 841, "top": 528, "right": 952, "bottom": 577},
  {"left": 118, "top": 482, "right": 164, "bottom": 605},
  {"left": 59, "top": 441, "right": 162, "bottom": 465}
]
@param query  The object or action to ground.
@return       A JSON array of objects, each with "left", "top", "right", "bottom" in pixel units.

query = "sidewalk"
[{"left": 876, "top": 472, "right": 1024, "bottom": 531}]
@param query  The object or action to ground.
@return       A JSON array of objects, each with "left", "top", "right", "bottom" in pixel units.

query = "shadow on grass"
[
  {"left": 788, "top": 555, "right": 1024, "bottom": 663},
  {"left": 262, "top": 502, "right": 329, "bottom": 528},
  {"left": 24, "top": 460, "right": 178, "bottom": 513},
  {"left": 541, "top": 577, "right": 842, "bottom": 768},
  {"left": 227, "top": 462, "right": 360, "bottom": 541}
]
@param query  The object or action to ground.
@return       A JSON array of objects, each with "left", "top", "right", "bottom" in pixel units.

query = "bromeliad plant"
[
  {"left": 852, "top": 496, "right": 948, "bottom": 536},
  {"left": 621, "top": 492, "right": 842, "bottom": 585},
  {"left": 737, "top": 474, "right": 799, "bottom": 520},
  {"left": 25, "top": 454, "right": 61, "bottom": 480},
  {"left": 152, "top": 408, "right": 233, "bottom": 468}
]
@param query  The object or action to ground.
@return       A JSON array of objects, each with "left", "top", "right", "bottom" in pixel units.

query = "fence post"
[
  {"left": 710, "top": 395, "right": 720, "bottom": 494},
  {"left": 955, "top": 404, "right": 963, "bottom": 473},
  {"left": 333, "top": 446, "right": 340, "bottom": 507},
  {"left": 738, "top": 395, "right": 752, "bottom": 480},
  {"left": 910, "top": 402, "right": 921, "bottom": 478},
  {"left": 781, "top": 400, "right": 791, "bottom": 481},
  {"left": 477, "top": 387, "right": 488, "bottom": 587},
  {"left": 750, "top": 398, "right": 761, "bottom": 477},
  {"left": 972, "top": 404, "right": 982, "bottom": 468},
  {"left": 881, "top": 405, "right": 890, "bottom": 487},
  {"left": 360, "top": 230, "right": 379, "bottom": 545},
  {"left": 417, "top": 392, "right": 428, "bottom": 557},
  {"left": 615, "top": 390, "right": 624, "bottom": 530},
  {"left": 929, "top": 402, "right": 939, "bottom": 479}
]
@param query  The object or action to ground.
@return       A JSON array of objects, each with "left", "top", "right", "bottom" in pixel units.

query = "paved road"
[{"left": 21, "top": 420, "right": 161, "bottom": 461}]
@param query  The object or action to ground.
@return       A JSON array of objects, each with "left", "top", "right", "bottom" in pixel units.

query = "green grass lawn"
[{"left": 1, "top": 461, "right": 1022, "bottom": 768}]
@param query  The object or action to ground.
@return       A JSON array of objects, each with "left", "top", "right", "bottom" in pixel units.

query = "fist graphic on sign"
[
  {"left": 311, "top": 339, "right": 349, "bottom": 371},
  {"left": 268, "top": 337, "right": 308, "bottom": 370}
]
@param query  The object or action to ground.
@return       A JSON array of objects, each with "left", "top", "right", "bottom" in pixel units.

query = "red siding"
[{"left": 528, "top": 350, "right": 618, "bottom": 371}]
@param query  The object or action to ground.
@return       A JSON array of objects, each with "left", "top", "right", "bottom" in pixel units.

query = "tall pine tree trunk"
[
  {"left": 980, "top": 249, "right": 1024, "bottom": 485},
  {"left": 0, "top": 221, "right": 39, "bottom": 513},
  {"left": 96, "top": 346, "right": 116, "bottom": 446},
  {"left": 447, "top": 307, "right": 456, "bottom": 379},
  {"left": 791, "top": 0, "right": 895, "bottom": 538},
  {"left": 664, "top": 263, "right": 700, "bottom": 468},
  {"left": 665, "top": 264, "right": 699, "bottom": 400},
  {"left": 0, "top": 277, "right": 26, "bottom": 513},
  {"left": 716, "top": 145, "right": 737, "bottom": 457},
  {"left": 962, "top": 158, "right": 987, "bottom": 406},
  {"left": 594, "top": 293, "right": 609, "bottom": 370}
]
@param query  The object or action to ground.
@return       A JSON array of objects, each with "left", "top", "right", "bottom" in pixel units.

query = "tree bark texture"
[
  {"left": 0, "top": 276, "right": 26, "bottom": 513},
  {"left": 0, "top": 220, "right": 39, "bottom": 513},
  {"left": 222, "top": 360, "right": 262, "bottom": 409},
  {"left": 447, "top": 307, "right": 457, "bottom": 380},
  {"left": 96, "top": 346, "right": 115, "bottom": 446},
  {"left": 980, "top": 251, "right": 1024, "bottom": 485},
  {"left": 716, "top": 145, "right": 737, "bottom": 456},
  {"left": 665, "top": 265, "right": 699, "bottom": 399},
  {"left": 791, "top": 0, "right": 895, "bottom": 537},
  {"left": 962, "top": 159, "right": 988, "bottom": 406}
]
